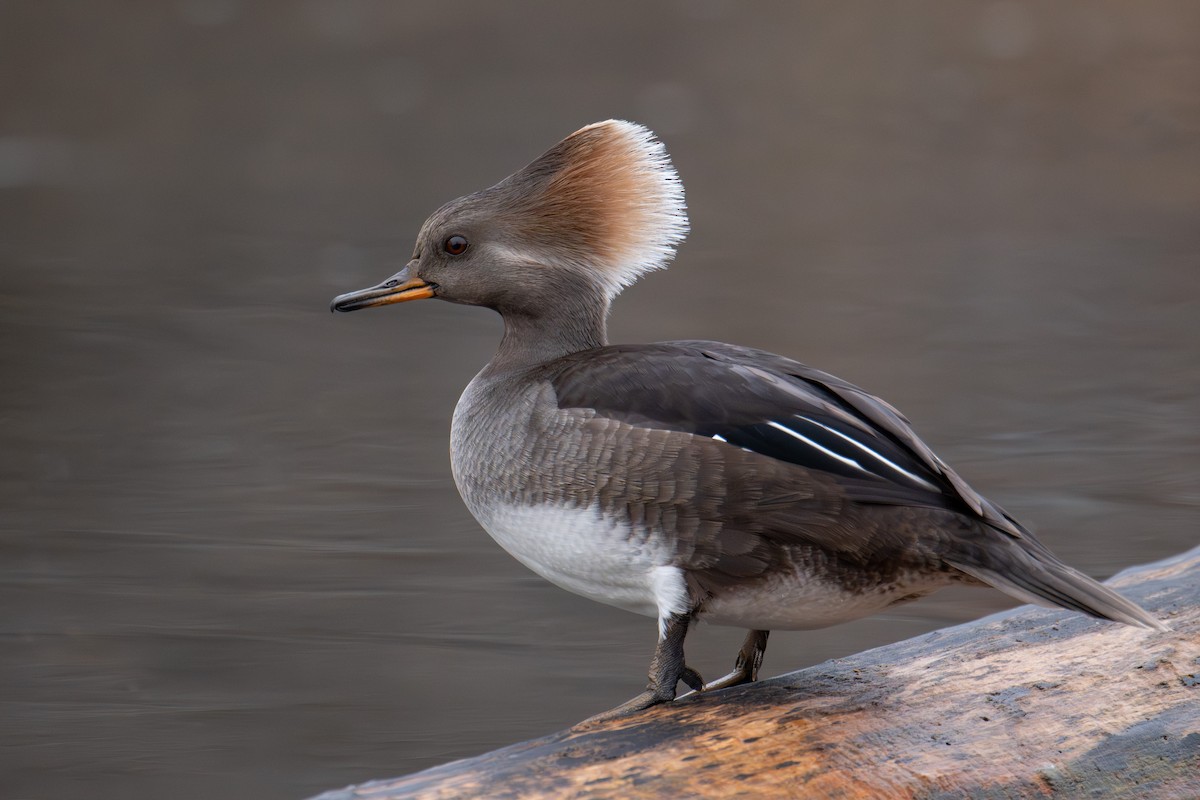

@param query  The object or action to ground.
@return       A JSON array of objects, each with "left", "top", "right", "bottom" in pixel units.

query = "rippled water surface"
[{"left": 2, "top": 3, "right": 1198, "bottom": 799}]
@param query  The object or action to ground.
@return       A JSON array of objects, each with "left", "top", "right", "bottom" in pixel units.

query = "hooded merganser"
[{"left": 332, "top": 121, "right": 1167, "bottom": 719}]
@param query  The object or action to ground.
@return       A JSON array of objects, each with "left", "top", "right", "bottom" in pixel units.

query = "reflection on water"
[{"left": 2, "top": 3, "right": 1198, "bottom": 799}]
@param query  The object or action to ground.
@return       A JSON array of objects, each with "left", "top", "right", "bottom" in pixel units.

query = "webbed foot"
[
  {"left": 582, "top": 614, "right": 703, "bottom": 723},
  {"left": 686, "top": 629, "right": 770, "bottom": 696}
]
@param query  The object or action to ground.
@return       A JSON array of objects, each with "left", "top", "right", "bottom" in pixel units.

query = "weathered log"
[{"left": 313, "top": 547, "right": 1200, "bottom": 799}]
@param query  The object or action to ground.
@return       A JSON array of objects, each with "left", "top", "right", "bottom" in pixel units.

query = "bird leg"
[
  {"left": 584, "top": 612, "right": 702, "bottom": 722},
  {"left": 698, "top": 629, "right": 770, "bottom": 693}
]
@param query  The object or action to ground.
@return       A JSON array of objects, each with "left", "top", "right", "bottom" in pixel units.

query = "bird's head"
[{"left": 331, "top": 120, "right": 689, "bottom": 317}]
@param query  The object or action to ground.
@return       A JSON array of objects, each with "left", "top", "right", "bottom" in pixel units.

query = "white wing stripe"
[
  {"left": 795, "top": 415, "right": 940, "bottom": 491},
  {"left": 766, "top": 421, "right": 870, "bottom": 475}
]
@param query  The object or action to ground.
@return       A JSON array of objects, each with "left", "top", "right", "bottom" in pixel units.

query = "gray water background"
[{"left": 2, "top": 3, "right": 1198, "bottom": 798}]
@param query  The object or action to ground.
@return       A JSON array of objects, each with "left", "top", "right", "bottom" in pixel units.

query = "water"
[{"left": 2, "top": 3, "right": 1198, "bottom": 798}]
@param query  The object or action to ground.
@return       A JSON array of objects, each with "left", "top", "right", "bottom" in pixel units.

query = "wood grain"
[{"left": 312, "top": 546, "right": 1200, "bottom": 799}]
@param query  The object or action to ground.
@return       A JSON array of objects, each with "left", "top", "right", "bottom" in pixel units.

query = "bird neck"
[{"left": 486, "top": 269, "right": 611, "bottom": 374}]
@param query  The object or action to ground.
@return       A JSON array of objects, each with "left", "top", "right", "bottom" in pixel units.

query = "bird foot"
[
  {"left": 689, "top": 666, "right": 756, "bottom": 695},
  {"left": 680, "top": 629, "right": 770, "bottom": 698},
  {"left": 582, "top": 664, "right": 705, "bottom": 724}
]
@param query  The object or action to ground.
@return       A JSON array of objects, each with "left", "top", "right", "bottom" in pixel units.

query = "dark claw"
[{"left": 681, "top": 666, "right": 705, "bottom": 692}]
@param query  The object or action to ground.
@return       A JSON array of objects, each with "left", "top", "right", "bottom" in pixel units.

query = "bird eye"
[{"left": 443, "top": 235, "right": 468, "bottom": 256}]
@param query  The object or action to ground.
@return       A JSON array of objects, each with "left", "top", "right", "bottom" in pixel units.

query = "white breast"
[
  {"left": 474, "top": 501, "right": 942, "bottom": 632},
  {"left": 475, "top": 501, "right": 687, "bottom": 622}
]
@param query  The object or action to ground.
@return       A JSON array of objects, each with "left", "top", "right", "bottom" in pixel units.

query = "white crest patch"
[
  {"left": 497, "top": 119, "right": 690, "bottom": 299},
  {"left": 573, "top": 120, "right": 690, "bottom": 295}
]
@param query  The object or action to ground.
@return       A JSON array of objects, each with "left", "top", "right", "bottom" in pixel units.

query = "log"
[{"left": 313, "top": 547, "right": 1200, "bottom": 799}]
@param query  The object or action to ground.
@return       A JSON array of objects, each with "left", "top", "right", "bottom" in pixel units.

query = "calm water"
[{"left": 2, "top": 3, "right": 1198, "bottom": 799}]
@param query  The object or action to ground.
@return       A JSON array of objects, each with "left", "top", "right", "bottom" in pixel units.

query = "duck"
[{"left": 331, "top": 120, "right": 1167, "bottom": 719}]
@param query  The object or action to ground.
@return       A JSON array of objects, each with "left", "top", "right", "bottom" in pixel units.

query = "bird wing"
[
  {"left": 541, "top": 340, "right": 1031, "bottom": 590},
  {"left": 551, "top": 340, "right": 1024, "bottom": 533},
  {"left": 539, "top": 341, "right": 1166, "bottom": 630}
]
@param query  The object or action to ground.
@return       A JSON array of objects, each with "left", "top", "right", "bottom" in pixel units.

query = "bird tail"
[{"left": 947, "top": 536, "right": 1170, "bottom": 632}]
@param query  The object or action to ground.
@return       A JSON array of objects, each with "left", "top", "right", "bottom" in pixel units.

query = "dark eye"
[{"left": 443, "top": 235, "right": 468, "bottom": 256}]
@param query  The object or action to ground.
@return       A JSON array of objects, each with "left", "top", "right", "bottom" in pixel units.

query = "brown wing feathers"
[{"left": 547, "top": 341, "right": 1168, "bottom": 630}]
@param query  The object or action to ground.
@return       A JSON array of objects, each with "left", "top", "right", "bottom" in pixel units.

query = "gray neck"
[{"left": 485, "top": 269, "right": 610, "bottom": 375}]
